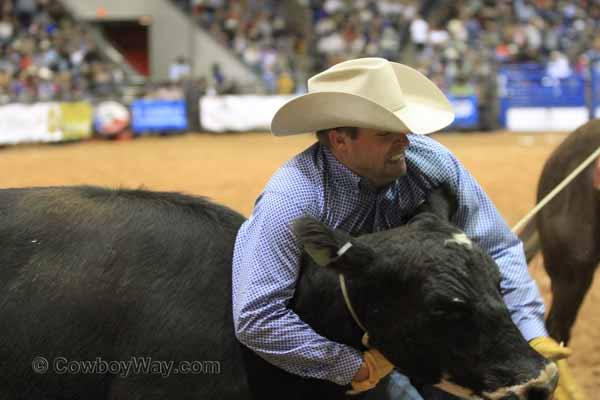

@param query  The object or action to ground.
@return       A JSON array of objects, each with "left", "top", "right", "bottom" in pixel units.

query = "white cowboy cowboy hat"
[{"left": 271, "top": 58, "right": 455, "bottom": 136}]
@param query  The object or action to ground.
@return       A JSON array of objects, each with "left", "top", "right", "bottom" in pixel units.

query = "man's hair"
[{"left": 316, "top": 127, "right": 359, "bottom": 147}]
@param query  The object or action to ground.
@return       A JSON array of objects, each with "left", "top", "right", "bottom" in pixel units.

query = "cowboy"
[{"left": 232, "top": 58, "right": 580, "bottom": 399}]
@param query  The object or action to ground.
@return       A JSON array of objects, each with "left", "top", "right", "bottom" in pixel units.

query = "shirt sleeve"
[
  {"left": 444, "top": 152, "right": 548, "bottom": 341},
  {"left": 232, "top": 191, "right": 364, "bottom": 385}
]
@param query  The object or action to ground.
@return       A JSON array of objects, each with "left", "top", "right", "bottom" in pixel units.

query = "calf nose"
[
  {"left": 525, "top": 385, "right": 552, "bottom": 400},
  {"left": 522, "top": 361, "right": 558, "bottom": 400},
  {"left": 498, "top": 361, "right": 558, "bottom": 400},
  {"left": 498, "top": 386, "right": 552, "bottom": 400}
]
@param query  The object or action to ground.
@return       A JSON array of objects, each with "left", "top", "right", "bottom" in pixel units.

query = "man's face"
[{"left": 338, "top": 128, "right": 410, "bottom": 188}]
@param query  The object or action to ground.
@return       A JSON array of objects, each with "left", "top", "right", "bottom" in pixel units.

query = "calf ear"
[
  {"left": 414, "top": 182, "right": 457, "bottom": 221},
  {"left": 292, "top": 216, "right": 374, "bottom": 273}
]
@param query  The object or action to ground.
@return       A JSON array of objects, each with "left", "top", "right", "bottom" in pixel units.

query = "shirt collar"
[{"left": 320, "top": 144, "right": 362, "bottom": 191}]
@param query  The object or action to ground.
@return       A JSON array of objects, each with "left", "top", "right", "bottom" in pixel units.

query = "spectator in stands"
[
  {"left": 183, "top": 77, "right": 207, "bottom": 131},
  {"left": 36, "top": 66, "right": 56, "bottom": 101},
  {"left": 448, "top": 73, "right": 476, "bottom": 97},
  {"left": 210, "top": 62, "right": 225, "bottom": 93},
  {"left": 91, "top": 62, "right": 116, "bottom": 98},
  {"left": 169, "top": 55, "right": 191, "bottom": 82},
  {"left": 15, "top": 0, "right": 37, "bottom": 28},
  {"left": 0, "top": 0, "right": 129, "bottom": 103},
  {"left": 275, "top": 66, "right": 294, "bottom": 94},
  {"left": 546, "top": 50, "right": 572, "bottom": 80},
  {"left": 0, "top": 15, "right": 14, "bottom": 46}
]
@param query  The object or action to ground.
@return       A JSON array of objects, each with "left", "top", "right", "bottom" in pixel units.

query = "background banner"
[
  {"left": 0, "top": 103, "right": 61, "bottom": 145},
  {"left": 59, "top": 102, "right": 93, "bottom": 140},
  {"left": 0, "top": 102, "right": 93, "bottom": 145},
  {"left": 448, "top": 95, "right": 479, "bottom": 130},
  {"left": 200, "top": 95, "right": 293, "bottom": 132},
  {"left": 131, "top": 99, "right": 188, "bottom": 133},
  {"left": 499, "top": 64, "right": 587, "bottom": 131}
]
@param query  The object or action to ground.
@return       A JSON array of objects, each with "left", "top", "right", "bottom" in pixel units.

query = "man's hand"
[
  {"left": 348, "top": 349, "right": 394, "bottom": 394},
  {"left": 530, "top": 336, "right": 588, "bottom": 400},
  {"left": 530, "top": 336, "right": 571, "bottom": 360}
]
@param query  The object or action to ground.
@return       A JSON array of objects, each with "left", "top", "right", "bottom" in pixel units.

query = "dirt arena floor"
[{"left": 1, "top": 131, "right": 598, "bottom": 394}]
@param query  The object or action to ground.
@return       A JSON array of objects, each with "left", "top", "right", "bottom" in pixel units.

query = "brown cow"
[{"left": 520, "top": 119, "right": 600, "bottom": 344}]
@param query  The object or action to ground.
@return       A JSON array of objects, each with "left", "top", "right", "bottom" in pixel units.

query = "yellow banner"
[{"left": 58, "top": 102, "right": 93, "bottom": 141}]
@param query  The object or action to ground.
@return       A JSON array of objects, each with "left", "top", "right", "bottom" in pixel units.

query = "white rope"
[
  {"left": 512, "top": 146, "right": 600, "bottom": 234},
  {"left": 339, "top": 274, "right": 368, "bottom": 333}
]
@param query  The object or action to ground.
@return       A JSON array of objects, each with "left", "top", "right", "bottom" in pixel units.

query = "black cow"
[
  {"left": 0, "top": 186, "right": 556, "bottom": 399},
  {"left": 520, "top": 119, "right": 600, "bottom": 344}
]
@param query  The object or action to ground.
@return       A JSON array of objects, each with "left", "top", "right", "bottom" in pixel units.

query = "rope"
[
  {"left": 339, "top": 274, "right": 368, "bottom": 333},
  {"left": 512, "top": 146, "right": 600, "bottom": 233}
]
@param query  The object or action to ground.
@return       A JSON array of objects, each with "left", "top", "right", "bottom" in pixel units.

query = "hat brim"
[{"left": 271, "top": 62, "right": 455, "bottom": 136}]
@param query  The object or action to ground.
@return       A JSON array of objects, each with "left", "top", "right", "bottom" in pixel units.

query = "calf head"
[{"left": 293, "top": 187, "right": 557, "bottom": 400}]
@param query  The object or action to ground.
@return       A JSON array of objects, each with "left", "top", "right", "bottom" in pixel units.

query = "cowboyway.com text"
[{"left": 31, "top": 356, "right": 221, "bottom": 378}]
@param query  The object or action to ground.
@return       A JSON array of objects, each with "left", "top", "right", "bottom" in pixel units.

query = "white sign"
[
  {"left": 0, "top": 103, "right": 63, "bottom": 145},
  {"left": 506, "top": 107, "right": 589, "bottom": 132},
  {"left": 200, "top": 95, "right": 294, "bottom": 132}
]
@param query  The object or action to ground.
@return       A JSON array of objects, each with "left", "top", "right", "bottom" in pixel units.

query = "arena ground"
[{"left": 0, "top": 131, "right": 598, "bottom": 394}]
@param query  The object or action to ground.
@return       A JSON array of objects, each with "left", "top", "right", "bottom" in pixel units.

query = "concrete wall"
[
  {"left": 60, "top": 0, "right": 262, "bottom": 91},
  {"left": 60, "top": 0, "right": 158, "bottom": 20}
]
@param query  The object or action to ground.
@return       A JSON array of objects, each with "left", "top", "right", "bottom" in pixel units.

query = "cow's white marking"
[
  {"left": 435, "top": 362, "right": 557, "bottom": 400},
  {"left": 482, "top": 362, "right": 558, "bottom": 399},
  {"left": 444, "top": 233, "right": 472, "bottom": 249}
]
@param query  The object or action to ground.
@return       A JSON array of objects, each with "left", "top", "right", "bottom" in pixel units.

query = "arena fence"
[
  {"left": 591, "top": 60, "right": 600, "bottom": 119},
  {"left": 2, "top": 63, "right": 600, "bottom": 146},
  {"left": 499, "top": 63, "right": 588, "bottom": 131}
]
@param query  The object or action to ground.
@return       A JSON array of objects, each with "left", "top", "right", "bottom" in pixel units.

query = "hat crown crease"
[{"left": 308, "top": 62, "right": 406, "bottom": 112}]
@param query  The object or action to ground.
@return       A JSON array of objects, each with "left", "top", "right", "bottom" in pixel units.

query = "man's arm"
[
  {"left": 444, "top": 152, "right": 548, "bottom": 341},
  {"left": 429, "top": 145, "right": 586, "bottom": 400},
  {"left": 232, "top": 191, "right": 363, "bottom": 385}
]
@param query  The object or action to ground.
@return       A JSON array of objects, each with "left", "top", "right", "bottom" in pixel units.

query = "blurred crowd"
[
  {"left": 0, "top": 0, "right": 127, "bottom": 104},
  {"left": 174, "top": 0, "right": 303, "bottom": 95},
  {"left": 309, "top": 0, "right": 417, "bottom": 73},
  {"left": 173, "top": 0, "right": 600, "bottom": 129},
  {"left": 407, "top": 0, "right": 600, "bottom": 90},
  {"left": 4, "top": 0, "right": 600, "bottom": 128},
  {"left": 174, "top": 0, "right": 422, "bottom": 95},
  {"left": 174, "top": 1, "right": 600, "bottom": 93}
]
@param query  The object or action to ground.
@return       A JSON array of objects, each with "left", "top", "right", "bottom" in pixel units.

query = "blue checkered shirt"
[{"left": 232, "top": 134, "right": 547, "bottom": 386}]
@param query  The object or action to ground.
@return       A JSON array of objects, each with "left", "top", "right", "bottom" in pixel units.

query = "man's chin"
[{"left": 387, "top": 165, "right": 407, "bottom": 179}]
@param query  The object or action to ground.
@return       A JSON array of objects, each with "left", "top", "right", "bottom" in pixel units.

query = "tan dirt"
[{"left": 0, "top": 131, "right": 597, "bottom": 393}]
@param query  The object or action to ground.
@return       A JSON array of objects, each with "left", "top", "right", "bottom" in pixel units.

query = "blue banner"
[
  {"left": 448, "top": 95, "right": 479, "bottom": 129},
  {"left": 131, "top": 100, "right": 187, "bottom": 133},
  {"left": 591, "top": 60, "right": 600, "bottom": 118},
  {"left": 498, "top": 64, "right": 586, "bottom": 126}
]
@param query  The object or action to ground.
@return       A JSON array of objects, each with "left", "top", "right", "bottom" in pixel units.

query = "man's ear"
[
  {"left": 328, "top": 129, "right": 348, "bottom": 151},
  {"left": 413, "top": 182, "right": 457, "bottom": 222},
  {"left": 292, "top": 216, "right": 375, "bottom": 274}
]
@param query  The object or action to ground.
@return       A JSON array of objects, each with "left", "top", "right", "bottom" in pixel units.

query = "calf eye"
[{"left": 430, "top": 298, "right": 471, "bottom": 319}]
